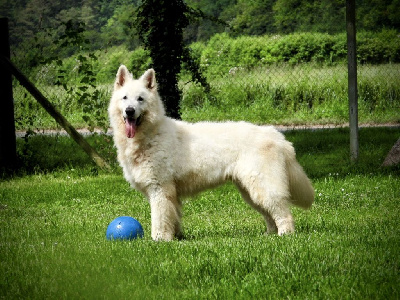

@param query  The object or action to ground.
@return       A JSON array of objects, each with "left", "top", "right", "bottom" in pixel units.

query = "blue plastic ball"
[{"left": 106, "top": 216, "right": 144, "bottom": 240}]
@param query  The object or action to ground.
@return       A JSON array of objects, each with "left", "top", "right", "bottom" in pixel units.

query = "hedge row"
[
  {"left": 33, "top": 30, "right": 400, "bottom": 84},
  {"left": 189, "top": 30, "right": 400, "bottom": 76}
]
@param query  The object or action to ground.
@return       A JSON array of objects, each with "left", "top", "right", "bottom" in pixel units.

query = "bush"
[
  {"left": 357, "top": 30, "right": 400, "bottom": 64},
  {"left": 194, "top": 30, "right": 400, "bottom": 76},
  {"left": 13, "top": 31, "right": 399, "bottom": 130},
  {"left": 129, "top": 47, "right": 152, "bottom": 78},
  {"left": 95, "top": 46, "right": 132, "bottom": 83}
]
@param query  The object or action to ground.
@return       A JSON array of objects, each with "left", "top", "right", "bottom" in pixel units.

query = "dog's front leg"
[{"left": 148, "top": 184, "right": 181, "bottom": 241}]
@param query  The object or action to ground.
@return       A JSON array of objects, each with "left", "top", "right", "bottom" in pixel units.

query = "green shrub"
[
  {"left": 129, "top": 47, "right": 152, "bottom": 78},
  {"left": 181, "top": 81, "right": 208, "bottom": 109},
  {"left": 357, "top": 30, "right": 400, "bottom": 64},
  {"left": 12, "top": 31, "right": 400, "bottom": 130},
  {"left": 194, "top": 30, "right": 400, "bottom": 77},
  {"left": 95, "top": 46, "right": 132, "bottom": 83}
]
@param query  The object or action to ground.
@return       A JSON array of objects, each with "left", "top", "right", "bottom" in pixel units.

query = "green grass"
[
  {"left": 1, "top": 128, "right": 400, "bottom": 299},
  {"left": 181, "top": 63, "right": 400, "bottom": 125}
]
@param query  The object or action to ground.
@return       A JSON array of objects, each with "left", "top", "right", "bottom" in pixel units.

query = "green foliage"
[
  {"left": 12, "top": 62, "right": 400, "bottom": 130},
  {"left": 94, "top": 46, "right": 150, "bottom": 82},
  {"left": 1, "top": 129, "right": 399, "bottom": 298},
  {"left": 9, "top": 18, "right": 400, "bottom": 131},
  {"left": 12, "top": 134, "right": 115, "bottom": 174},
  {"left": 273, "top": 0, "right": 345, "bottom": 33},
  {"left": 4, "top": 0, "right": 400, "bottom": 67},
  {"left": 356, "top": 0, "right": 400, "bottom": 31},
  {"left": 223, "top": 0, "right": 276, "bottom": 36},
  {"left": 357, "top": 30, "right": 400, "bottom": 64},
  {"left": 53, "top": 21, "right": 108, "bottom": 132},
  {"left": 100, "top": 3, "right": 141, "bottom": 50},
  {"left": 183, "top": 0, "right": 234, "bottom": 41},
  {"left": 272, "top": 0, "right": 400, "bottom": 34},
  {"left": 181, "top": 63, "right": 400, "bottom": 125},
  {"left": 195, "top": 30, "right": 400, "bottom": 76},
  {"left": 129, "top": 47, "right": 153, "bottom": 78}
]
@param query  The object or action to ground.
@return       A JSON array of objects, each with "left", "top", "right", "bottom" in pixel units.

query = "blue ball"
[{"left": 106, "top": 216, "right": 144, "bottom": 240}]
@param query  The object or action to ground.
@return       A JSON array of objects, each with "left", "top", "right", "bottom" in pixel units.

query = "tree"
[
  {"left": 137, "top": 0, "right": 189, "bottom": 119},
  {"left": 0, "top": 18, "right": 16, "bottom": 171},
  {"left": 102, "top": 3, "right": 140, "bottom": 50},
  {"left": 137, "top": 0, "right": 210, "bottom": 119},
  {"left": 184, "top": 0, "right": 234, "bottom": 41},
  {"left": 273, "top": 0, "right": 304, "bottom": 33},
  {"left": 225, "top": 0, "right": 276, "bottom": 35}
]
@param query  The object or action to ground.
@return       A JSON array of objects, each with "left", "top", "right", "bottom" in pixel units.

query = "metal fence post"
[
  {"left": 346, "top": 0, "right": 359, "bottom": 162},
  {"left": 0, "top": 18, "right": 17, "bottom": 170}
]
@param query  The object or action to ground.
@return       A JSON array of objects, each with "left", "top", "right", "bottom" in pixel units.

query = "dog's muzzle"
[{"left": 123, "top": 107, "right": 142, "bottom": 139}]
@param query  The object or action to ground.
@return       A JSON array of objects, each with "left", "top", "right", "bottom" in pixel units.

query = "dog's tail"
[{"left": 286, "top": 150, "right": 314, "bottom": 209}]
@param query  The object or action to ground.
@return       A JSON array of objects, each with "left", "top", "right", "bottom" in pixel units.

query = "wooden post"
[
  {"left": 0, "top": 18, "right": 17, "bottom": 170},
  {"left": 0, "top": 56, "right": 111, "bottom": 170},
  {"left": 346, "top": 0, "right": 359, "bottom": 162}
]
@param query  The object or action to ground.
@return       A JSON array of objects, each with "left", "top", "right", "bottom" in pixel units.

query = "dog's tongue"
[{"left": 125, "top": 119, "right": 136, "bottom": 138}]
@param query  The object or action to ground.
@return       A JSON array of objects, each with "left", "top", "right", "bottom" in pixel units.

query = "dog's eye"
[
  {"left": 138, "top": 96, "right": 144, "bottom": 102},
  {"left": 123, "top": 96, "right": 127, "bottom": 100}
]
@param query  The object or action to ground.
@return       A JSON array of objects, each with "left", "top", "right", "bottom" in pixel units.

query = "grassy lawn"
[{"left": 1, "top": 127, "right": 399, "bottom": 299}]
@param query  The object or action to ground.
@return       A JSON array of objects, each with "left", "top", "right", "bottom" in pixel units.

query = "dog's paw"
[
  {"left": 277, "top": 225, "right": 295, "bottom": 236},
  {"left": 152, "top": 231, "right": 174, "bottom": 242}
]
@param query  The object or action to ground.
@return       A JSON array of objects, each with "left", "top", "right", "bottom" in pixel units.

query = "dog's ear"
[
  {"left": 115, "top": 65, "right": 131, "bottom": 89},
  {"left": 141, "top": 69, "right": 157, "bottom": 91}
]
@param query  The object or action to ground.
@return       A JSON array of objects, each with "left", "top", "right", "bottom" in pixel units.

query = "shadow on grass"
[
  {"left": 2, "top": 127, "right": 399, "bottom": 179},
  {"left": 2, "top": 133, "right": 118, "bottom": 178},
  {"left": 285, "top": 127, "right": 400, "bottom": 178}
]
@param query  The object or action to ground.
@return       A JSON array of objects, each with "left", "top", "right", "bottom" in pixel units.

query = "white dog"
[{"left": 108, "top": 66, "right": 314, "bottom": 241}]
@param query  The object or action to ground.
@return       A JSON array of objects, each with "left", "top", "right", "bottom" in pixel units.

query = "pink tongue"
[{"left": 125, "top": 119, "right": 136, "bottom": 138}]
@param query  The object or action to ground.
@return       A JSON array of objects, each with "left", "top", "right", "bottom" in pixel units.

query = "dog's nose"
[{"left": 125, "top": 106, "right": 135, "bottom": 117}]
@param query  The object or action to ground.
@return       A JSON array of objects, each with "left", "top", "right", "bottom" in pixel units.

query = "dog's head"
[{"left": 109, "top": 66, "right": 165, "bottom": 138}]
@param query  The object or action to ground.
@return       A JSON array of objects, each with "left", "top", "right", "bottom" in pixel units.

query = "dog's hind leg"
[
  {"left": 235, "top": 167, "right": 294, "bottom": 236},
  {"left": 264, "top": 196, "right": 294, "bottom": 235},
  {"left": 148, "top": 184, "right": 182, "bottom": 241},
  {"left": 235, "top": 183, "right": 278, "bottom": 234}
]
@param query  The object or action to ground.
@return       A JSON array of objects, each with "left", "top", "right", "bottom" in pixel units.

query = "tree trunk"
[{"left": 0, "top": 18, "right": 17, "bottom": 171}]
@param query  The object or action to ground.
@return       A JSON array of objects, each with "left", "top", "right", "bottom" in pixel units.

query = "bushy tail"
[{"left": 287, "top": 157, "right": 314, "bottom": 209}]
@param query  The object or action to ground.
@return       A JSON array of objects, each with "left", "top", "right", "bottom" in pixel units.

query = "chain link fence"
[
  {"left": 12, "top": 29, "right": 400, "bottom": 131},
  {"left": 179, "top": 31, "right": 399, "bottom": 124},
  {"left": 180, "top": 61, "right": 400, "bottom": 123}
]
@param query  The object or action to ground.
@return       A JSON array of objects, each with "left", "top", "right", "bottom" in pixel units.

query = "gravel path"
[{"left": 15, "top": 123, "right": 400, "bottom": 138}]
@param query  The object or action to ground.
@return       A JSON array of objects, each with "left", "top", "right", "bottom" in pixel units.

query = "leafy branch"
[{"left": 54, "top": 20, "right": 108, "bottom": 132}]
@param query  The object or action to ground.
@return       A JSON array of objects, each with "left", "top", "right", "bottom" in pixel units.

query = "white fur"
[{"left": 108, "top": 66, "right": 315, "bottom": 241}]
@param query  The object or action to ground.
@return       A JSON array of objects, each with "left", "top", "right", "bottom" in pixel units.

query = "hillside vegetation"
[
  {"left": 3, "top": 1, "right": 400, "bottom": 129},
  {"left": 1, "top": 0, "right": 399, "bottom": 71},
  {"left": 11, "top": 28, "right": 400, "bottom": 130}
]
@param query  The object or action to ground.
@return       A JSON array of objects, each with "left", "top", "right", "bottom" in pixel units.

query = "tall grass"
[
  {"left": 1, "top": 128, "right": 399, "bottom": 299},
  {"left": 181, "top": 63, "right": 400, "bottom": 125},
  {"left": 13, "top": 63, "right": 399, "bottom": 131}
]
